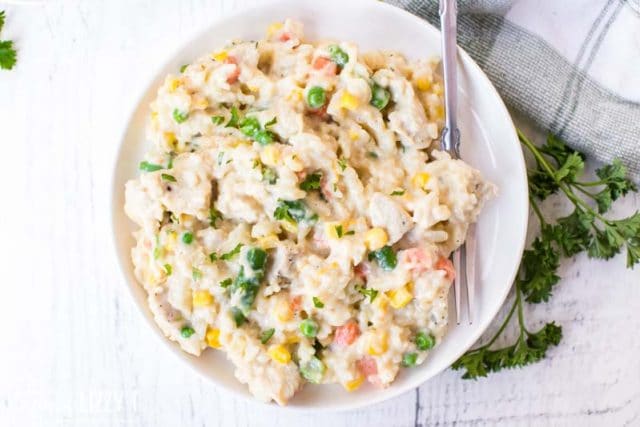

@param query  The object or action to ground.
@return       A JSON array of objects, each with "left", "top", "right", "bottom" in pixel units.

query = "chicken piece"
[{"left": 367, "top": 192, "right": 413, "bottom": 244}]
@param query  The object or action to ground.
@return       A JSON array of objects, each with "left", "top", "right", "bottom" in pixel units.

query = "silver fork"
[{"left": 439, "top": 0, "right": 475, "bottom": 324}]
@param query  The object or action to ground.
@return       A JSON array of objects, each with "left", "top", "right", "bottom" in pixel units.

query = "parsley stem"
[
  {"left": 573, "top": 180, "right": 605, "bottom": 187},
  {"left": 529, "top": 197, "right": 547, "bottom": 226},
  {"left": 471, "top": 291, "right": 519, "bottom": 352},
  {"left": 518, "top": 130, "right": 608, "bottom": 224},
  {"left": 572, "top": 185, "right": 598, "bottom": 201}
]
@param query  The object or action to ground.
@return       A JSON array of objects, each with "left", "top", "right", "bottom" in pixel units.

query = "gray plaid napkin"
[{"left": 387, "top": 0, "right": 640, "bottom": 182}]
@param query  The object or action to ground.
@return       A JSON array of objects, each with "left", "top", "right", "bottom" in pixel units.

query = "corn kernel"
[
  {"left": 348, "top": 130, "right": 360, "bottom": 141},
  {"left": 163, "top": 132, "right": 177, "bottom": 145},
  {"left": 167, "top": 77, "right": 180, "bottom": 92},
  {"left": 206, "top": 328, "right": 222, "bottom": 348},
  {"left": 373, "top": 294, "right": 389, "bottom": 314},
  {"left": 279, "top": 220, "right": 298, "bottom": 234},
  {"left": 367, "top": 330, "right": 389, "bottom": 355},
  {"left": 211, "top": 50, "right": 228, "bottom": 62},
  {"left": 412, "top": 172, "right": 430, "bottom": 189},
  {"left": 433, "top": 105, "right": 445, "bottom": 120},
  {"left": 267, "top": 22, "right": 284, "bottom": 37},
  {"left": 343, "top": 374, "right": 365, "bottom": 392},
  {"left": 285, "top": 332, "right": 301, "bottom": 344},
  {"left": 268, "top": 344, "right": 291, "bottom": 364},
  {"left": 275, "top": 299, "right": 293, "bottom": 322},
  {"left": 416, "top": 77, "right": 432, "bottom": 91},
  {"left": 261, "top": 145, "right": 279, "bottom": 166},
  {"left": 193, "top": 290, "right": 214, "bottom": 307},
  {"left": 165, "top": 231, "right": 177, "bottom": 251},
  {"left": 257, "top": 234, "right": 279, "bottom": 249},
  {"left": 387, "top": 283, "right": 413, "bottom": 309},
  {"left": 339, "top": 92, "right": 359, "bottom": 110},
  {"left": 193, "top": 97, "right": 209, "bottom": 110},
  {"left": 151, "top": 111, "right": 158, "bottom": 124},
  {"left": 364, "top": 227, "right": 388, "bottom": 251},
  {"left": 324, "top": 221, "right": 343, "bottom": 240},
  {"left": 285, "top": 88, "right": 303, "bottom": 103}
]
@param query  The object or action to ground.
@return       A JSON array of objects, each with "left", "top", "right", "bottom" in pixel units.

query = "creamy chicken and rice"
[{"left": 124, "top": 19, "right": 495, "bottom": 405}]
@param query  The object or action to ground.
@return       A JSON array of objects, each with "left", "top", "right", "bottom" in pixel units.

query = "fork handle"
[{"left": 439, "top": 0, "right": 460, "bottom": 157}]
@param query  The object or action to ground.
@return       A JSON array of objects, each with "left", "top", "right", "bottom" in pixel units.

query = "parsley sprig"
[
  {"left": 0, "top": 11, "right": 17, "bottom": 70},
  {"left": 452, "top": 130, "right": 638, "bottom": 379}
]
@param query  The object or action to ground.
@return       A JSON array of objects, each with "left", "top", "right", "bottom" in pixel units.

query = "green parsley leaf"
[
  {"left": 0, "top": 40, "right": 16, "bottom": 70},
  {"left": 220, "top": 243, "right": 244, "bottom": 261},
  {"left": 366, "top": 151, "right": 379, "bottom": 159},
  {"left": 161, "top": 173, "right": 177, "bottom": 182},
  {"left": 261, "top": 166, "right": 278, "bottom": 184},
  {"left": 220, "top": 278, "right": 233, "bottom": 288},
  {"left": 334, "top": 224, "right": 344, "bottom": 238},
  {"left": 260, "top": 328, "right": 275, "bottom": 344},
  {"left": 273, "top": 199, "right": 315, "bottom": 224},
  {"left": 357, "top": 286, "right": 378, "bottom": 302},
  {"left": 0, "top": 11, "right": 5, "bottom": 31},
  {"left": 368, "top": 246, "right": 397, "bottom": 271},
  {"left": 390, "top": 189, "right": 405, "bottom": 196},
  {"left": 180, "top": 64, "right": 188, "bottom": 73},
  {"left": 172, "top": 108, "right": 189, "bottom": 124},
  {"left": 300, "top": 172, "right": 322, "bottom": 192},
  {"left": 208, "top": 207, "right": 223, "bottom": 228},
  {"left": 312, "top": 297, "right": 324, "bottom": 308},
  {"left": 225, "top": 106, "right": 239, "bottom": 128},
  {"left": 337, "top": 158, "right": 348, "bottom": 171},
  {"left": 163, "top": 264, "right": 173, "bottom": 275},
  {"left": 230, "top": 307, "right": 246, "bottom": 327},
  {"left": 192, "top": 267, "right": 202, "bottom": 281},
  {"left": 211, "top": 115, "right": 225, "bottom": 125},
  {"left": 139, "top": 161, "right": 163, "bottom": 172}
]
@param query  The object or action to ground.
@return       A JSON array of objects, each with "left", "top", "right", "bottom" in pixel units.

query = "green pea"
[
  {"left": 247, "top": 247, "right": 268, "bottom": 270},
  {"left": 328, "top": 45, "right": 349, "bottom": 67},
  {"left": 182, "top": 232, "right": 194, "bottom": 244},
  {"left": 180, "top": 326, "right": 195, "bottom": 338},
  {"left": 300, "top": 356, "right": 326, "bottom": 383},
  {"left": 307, "top": 86, "right": 326, "bottom": 109},
  {"left": 415, "top": 331, "right": 435, "bottom": 351},
  {"left": 370, "top": 84, "right": 391, "bottom": 110},
  {"left": 300, "top": 319, "right": 319, "bottom": 338},
  {"left": 402, "top": 352, "right": 418, "bottom": 367}
]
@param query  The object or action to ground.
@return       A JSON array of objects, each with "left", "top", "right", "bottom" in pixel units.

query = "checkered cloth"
[{"left": 387, "top": 0, "right": 640, "bottom": 181}]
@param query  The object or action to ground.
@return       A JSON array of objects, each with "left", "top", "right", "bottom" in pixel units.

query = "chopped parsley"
[
  {"left": 220, "top": 278, "right": 233, "bottom": 288},
  {"left": 337, "top": 158, "right": 348, "bottom": 171},
  {"left": 357, "top": 286, "right": 379, "bottom": 302},
  {"left": 390, "top": 189, "right": 405, "bottom": 196},
  {"left": 161, "top": 173, "right": 176, "bottom": 182},
  {"left": 220, "top": 243, "right": 244, "bottom": 261},
  {"left": 225, "top": 106, "right": 239, "bottom": 128},
  {"left": 274, "top": 199, "right": 317, "bottom": 224},
  {"left": 139, "top": 161, "right": 163, "bottom": 172},
  {"left": 211, "top": 115, "right": 225, "bottom": 125},
  {"left": 260, "top": 328, "right": 275, "bottom": 344},
  {"left": 368, "top": 245, "right": 397, "bottom": 270},
  {"left": 299, "top": 172, "right": 322, "bottom": 192},
  {"left": 312, "top": 297, "right": 324, "bottom": 308},
  {"left": 192, "top": 267, "right": 202, "bottom": 281},
  {"left": 172, "top": 108, "right": 189, "bottom": 124}
]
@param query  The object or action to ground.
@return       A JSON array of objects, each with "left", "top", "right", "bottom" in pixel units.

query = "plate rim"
[{"left": 110, "top": 0, "right": 529, "bottom": 412}]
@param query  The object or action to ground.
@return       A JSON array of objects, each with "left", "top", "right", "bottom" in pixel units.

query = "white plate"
[{"left": 111, "top": 0, "right": 528, "bottom": 411}]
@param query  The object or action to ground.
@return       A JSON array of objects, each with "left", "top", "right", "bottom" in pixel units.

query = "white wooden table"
[{"left": 1, "top": 1, "right": 639, "bottom": 425}]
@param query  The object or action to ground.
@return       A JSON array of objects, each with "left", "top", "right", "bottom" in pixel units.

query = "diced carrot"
[
  {"left": 312, "top": 56, "right": 337, "bottom": 75},
  {"left": 354, "top": 262, "right": 369, "bottom": 281},
  {"left": 290, "top": 295, "right": 302, "bottom": 313},
  {"left": 309, "top": 104, "right": 328, "bottom": 118},
  {"left": 278, "top": 32, "right": 292, "bottom": 42},
  {"left": 356, "top": 356, "right": 378, "bottom": 377},
  {"left": 334, "top": 321, "right": 360, "bottom": 346},
  {"left": 401, "top": 247, "right": 432, "bottom": 273},
  {"left": 435, "top": 256, "right": 456, "bottom": 281},
  {"left": 319, "top": 175, "right": 333, "bottom": 201},
  {"left": 224, "top": 57, "right": 240, "bottom": 84}
]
